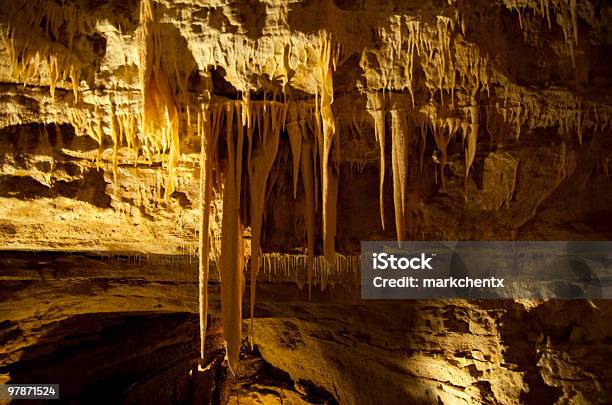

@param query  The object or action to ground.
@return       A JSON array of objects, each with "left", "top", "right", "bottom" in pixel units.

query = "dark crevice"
[{"left": 0, "top": 168, "right": 111, "bottom": 208}]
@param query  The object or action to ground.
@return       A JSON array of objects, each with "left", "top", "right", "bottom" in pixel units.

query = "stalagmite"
[
  {"left": 390, "top": 108, "right": 409, "bottom": 241},
  {"left": 248, "top": 101, "right": 284, "bottom": 347},
  {"left": 219, "top": 102, "right": 244, "bottom": 375},
  {"left": 367, "top": 92, "right": 387, "bottom": 230}
]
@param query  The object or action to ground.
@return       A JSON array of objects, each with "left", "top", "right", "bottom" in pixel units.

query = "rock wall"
[
  {"left": 0, "top": 0, "right": 610, "bottom": 254},
  {"left": 0, "top": 1, "right": 611, "bottom": 403},
  {"left": 2, "top": 253, "right": 611, "bottom": 404}
]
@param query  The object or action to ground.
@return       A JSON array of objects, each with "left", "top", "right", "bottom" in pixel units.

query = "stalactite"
[
  {"left": 49, "top": 56, "right": 59, "bottom": 98},
  {"left": 197, "top": 103, "right": 214, "bottom": 361},
  {"left": 248, "top": 100, "right": 284, "bottom": 348},
  {"left": 390, "top": 108, "right": 410, "bottom": 242},
  {"left": 164, "top": 110, "right": 181, "bottom": 198},
  {"left": 287, "top": 103, "right": 303, "bottom": 198},
  {"left": 122, "top": 111, "right": 138, "bottom": 158},
  {"left": 69, "top": 64, "right": 79, "bottom": 102},
  {"left": 300, "top": 138, "right": 317, "bottom": 300},
  {"left": 260, "top": 253, "right": 360, "bottom": 289},
  {"left": 1, "top": 0, "right": 89, "bottom": 99},
  {"left": 294, "top": 102, "right": 319, "bottom": 299},
  {"left": 429, "top": 112, "right": 460, "bottom": 192},
  {"left": 417, "top": 114, "right": 428, "bottom": 172},
  {"left": 314, "top": 33, "right": 340, "bottom": 263},
  {"left": 404, "top": 20, "right": 421, "bottom": 107},
  {"left": 110, "top": 102, "right": 120, "bottom": 184},
  {"left": 304, "top": 103, "right": 320, "bottom": 215},
  {"left": 366, "top": 92, "right": 387, "bottom": 230},
  {"left": 138, "top": 0, "right": 194, "bottom": 200},
  {"left": 435, "top": 16, "right": 453, "bottom": 102},
  {"left": 464, "top": 104, "right": 478, "bottom": 200},
  {"left": 219, "top": 102, "right": 244, "bottom": 375}
]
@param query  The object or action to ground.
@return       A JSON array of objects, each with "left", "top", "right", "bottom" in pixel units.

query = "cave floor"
[{"left": 1, "top": 251, "right": 610, "bottom": 404}]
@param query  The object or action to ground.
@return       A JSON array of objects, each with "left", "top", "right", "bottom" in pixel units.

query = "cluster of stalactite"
[
  {"left": 360, "top": 14, "right": 492, "bottom": 106},
  {"left": 503, "top": 0, "right": 580, "bottom": 64},
  {"left": 138, "top": 0, "right": 196, "bottom": 199},
  {"left": 260, "top": 253, "right": 361, "bottom": 291},
  {"left": 364, "top": 87, "right": 610, "bottom": 244},
  {"left": 0, "top": 0, "right": 344, "bottom": 373},
  {"left": 366, "top": 93, "right": 480, "bottom": 240},
  {"left": 195, "top": 93, "right": 342, "bottom": 373},
  {"left": 193, "top": 28, "right": 340, "bottom": 373},
  {"left": 0, "top": 0, "right": 95, "bottom": 100},
  {"left": 199, "top": 34, "right": 341, "bottom": 373},
  {"left": 359, "top": 0, "right": 610, "bottom": 244}
]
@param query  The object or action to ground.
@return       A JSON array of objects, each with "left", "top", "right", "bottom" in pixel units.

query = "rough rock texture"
[
  {"left": 2, "top": 254, "right": 612, "bottom": 404},
  {"left": 0, "top": 0, "right": 610, "bottom": 253},
  {"left": 0, "top": 0, "right": 611, "bottom": 403}
]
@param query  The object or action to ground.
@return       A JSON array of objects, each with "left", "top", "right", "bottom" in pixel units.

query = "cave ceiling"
[{"left": 0, "top": 0, "right": 610, "bottom": 253}]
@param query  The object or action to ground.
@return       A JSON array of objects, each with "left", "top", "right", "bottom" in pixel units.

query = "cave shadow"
[
  {"left": 0, "top": 123, "right": 97, "bottom": 157},
  {"left": 0, "top": 251, "right": 238, "bottom": 404},
  {"left": 1, "top": 311, "right": 219, "bottom": 405},
  {"left": 0, "top": 169, "right": 111, "bottom": 208},
  {"left": 480, "top": 298, "right": 612, "bottom": 404},
  {"left": 492, "top": 300, "right": 564, "bottom": 404}
]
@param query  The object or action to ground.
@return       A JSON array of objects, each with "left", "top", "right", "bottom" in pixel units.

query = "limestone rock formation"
[{"left": 0, "top": 0, "right": 611, "bottom": 403}]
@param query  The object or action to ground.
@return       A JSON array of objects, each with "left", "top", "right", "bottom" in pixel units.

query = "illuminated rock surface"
[{"left": 0, "top": 0, "right": 611, "bottom": 403}]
